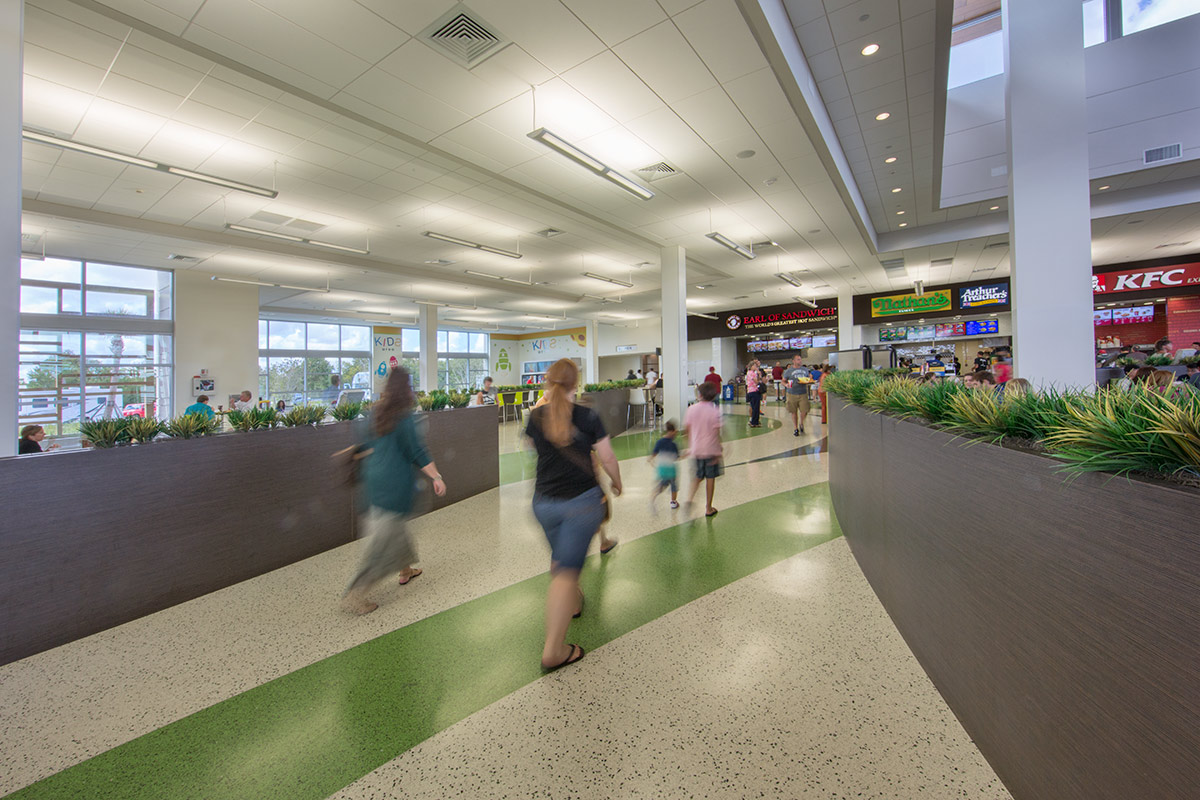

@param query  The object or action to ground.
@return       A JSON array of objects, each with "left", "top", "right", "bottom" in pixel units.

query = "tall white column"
[
  {"left": 837, "top": 290, "right": 857, "bottom": 352},
  {"left": 0, "top": 1, "right": 22, "bottom": 457},
  {"left": 418, "top": 305, "right": 438, "bottom": 393},
  {"left": 1003, "top": 0, "right": 1094, "bottom": 389},
  {"left": 583, "top": 319, "right": 599, "bottom": 384},
  {"left": 660, "top": 245, "right": 688, "bottom": 422}
]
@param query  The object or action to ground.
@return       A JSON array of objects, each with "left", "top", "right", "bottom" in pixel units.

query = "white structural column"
[
  {"left": 837, "top": 289, "right": 858, "bottom": 352},
  {"left": 0, "top": 1, "right": 21, "bottom": 457},
  {"left": 418, "top": 305, "right": 438, "bottom": 393},
  {"left": 1002, "top": 0, "right": 1095, "bottom": 389},
  {"left": 660, "top": 246, "right": 688, "bottom": 422},
  {"left": 583, "top": 319, "right": 599, "bottom": 384}
]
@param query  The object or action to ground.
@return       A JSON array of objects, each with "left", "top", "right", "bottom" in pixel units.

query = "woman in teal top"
[{"left": 342, "top": 367, "right": 446, "bottom": 615}]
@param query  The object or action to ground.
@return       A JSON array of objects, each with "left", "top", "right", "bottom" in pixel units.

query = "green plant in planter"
[
  {"left": 447, "top": 391, "right": 470, "bottom": 409},
  {"left": 304, "top": 404, "right": 328, "bottom": 424},
  {"left": 427, "top": 390, "right": 451, "bottom": 411},
  {"left": 862, "top": 378, "right": 921, "bottom": 416},
  {"left": 331, "top": 401, "right": 364, "bottom": 422},
  {"left": 1145, "top": 354, "right": 1175, "bottom": 367},
  {"left": 417, "top": 393, "right": 436, "bottom": 411},
  {"left": 279, "top": 407, "right": 310, "bottom": 427},
  {"left": 248, "top": 407, "right": 277, "bottom": 429},
  {"left": 913, "top": 379, "right": 966, "bottom": 423},
  {"left": 79, "top": 418, "right": 129, "bottom": 448},
  {"left": 166, "top": 413, "right": 219, "bottom": 439},
  {"left": 1179, "top": 355, "right": 1200, "bottom": 368},
  {"left": 1114, "top": 356, "right": 1140, "bottom": 370},
  {"left": 225, "top": 410, "right": 253, "bottom": 432},
  {"left": 125, "top": 416, "right": 165, "bottom": 443}
]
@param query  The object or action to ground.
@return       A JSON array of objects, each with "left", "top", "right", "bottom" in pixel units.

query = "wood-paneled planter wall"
[
  {"left": 827, "top": 397, "right": 1200, "bottom": 800},
  {"left": 0, "top": 406, "right": 498, "bottom": 666}
]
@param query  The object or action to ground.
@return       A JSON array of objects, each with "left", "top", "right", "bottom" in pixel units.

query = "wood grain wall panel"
[
  {"left": 581, "top": 389, "right": 632, "bottom": 438},
  {"left": 0, "top": 408, "right": 500, "bottom": 666},
  {"left": 830, "top": 401, "right": 1200, "bottom": 800}
]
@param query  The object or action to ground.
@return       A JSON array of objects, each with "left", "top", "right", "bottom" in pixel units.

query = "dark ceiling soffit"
[
  {"left": 63, "top": 0, "right": 679, "bottom": 261},
  {"left": 931, "top": 0, "right": 956, "bottom": 213},
  {"left": 20, "top": 199, "right": 585, "bottom": 304},
  {"left": 735, "top": 0, "right": 880, "bottom": 255}
]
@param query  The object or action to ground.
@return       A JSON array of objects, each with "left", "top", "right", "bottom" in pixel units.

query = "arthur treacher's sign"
[{"left": 960, "top": 283, "right": 1009, "bottom": 308}]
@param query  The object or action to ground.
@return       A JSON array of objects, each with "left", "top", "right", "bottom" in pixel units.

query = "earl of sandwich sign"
[{"left": 870, "top": 290, "right": 952, "bottom": 317}]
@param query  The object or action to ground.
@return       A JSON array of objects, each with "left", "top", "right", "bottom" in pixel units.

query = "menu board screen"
[
  {"left": 1093, "top": 309, "right": 1113, "bottom": 326},
  {"left": 878, "top": 327, "right": 907, "bottom": 341},
  {"left": 789, "top": 336, "right": 813, "bottom": 350},
  {"left": 810, "top": 333, "right": 837, "bottom": 348},
  {"left": 908, "top": 325, "right": 935, "bottom": 340},
  {"left": 1113, "top": 306, "right": 1154, "bottom": 324},
  {"left": 934, "top": 323, "right": 966, "bottom": 338},
  {"left": 964, "top": 319, "right": 999, "bottom": 335}
]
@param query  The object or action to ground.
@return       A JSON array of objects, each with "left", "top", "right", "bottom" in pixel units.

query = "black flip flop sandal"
[
  {"left": 600, "top": 541, "right": 617, "bottom": 554},
  {"left": 542, "top": 643, "right": 585, "bottom": 671}
]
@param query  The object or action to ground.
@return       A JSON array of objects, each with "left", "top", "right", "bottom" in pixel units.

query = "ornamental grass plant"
[{"left": 827, "top": 370, "right": 1200, "bottom": 481}]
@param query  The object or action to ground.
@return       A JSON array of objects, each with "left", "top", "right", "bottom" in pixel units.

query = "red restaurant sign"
[{"left": 1093, "top": 262, "right": 1200, "bottom": 294}]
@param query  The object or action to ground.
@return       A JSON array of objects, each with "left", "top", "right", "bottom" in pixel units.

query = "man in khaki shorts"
[{"left": 781, "top": 353, "right": 811, "bottom": 436}]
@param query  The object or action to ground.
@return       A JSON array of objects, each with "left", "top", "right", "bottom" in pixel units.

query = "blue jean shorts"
[
  {"left": 694, "top": 457, "right": 724, "bottom": 480},
  {"left": 532, "top": 486, "right": 607, "bottom": 571}
]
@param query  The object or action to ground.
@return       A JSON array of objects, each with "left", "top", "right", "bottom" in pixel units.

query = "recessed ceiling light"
[
  {"left": 896, "top": 210, "right": 905, "bottom": 215},
  {"left": 884, "top": 156, "right": 897, "bottom": 164},
  {"left": 875, "top": 112, "right": 890, "bottom": 121},
  {"left": 1098, "top": 185, "right": 1111, "bottom": 191},
  {"left": 898, "top": 222, "right": 908, "bottom": 227},
  {"left": 861, "top": 43, "right": 880, "bottom": 56},
  {"left": 891, "top": 187, "right": 902, "bottom": 193},
  {"left": 989, "top": 206, "right": 1000, "bottom": 211},
  {"left": 736, "top": 149, "right": 756, "bottom": 159}
]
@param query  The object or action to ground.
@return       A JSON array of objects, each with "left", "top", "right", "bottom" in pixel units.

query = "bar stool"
[{"left": 628, "top": 388, "right": 650, "bottom": 428}]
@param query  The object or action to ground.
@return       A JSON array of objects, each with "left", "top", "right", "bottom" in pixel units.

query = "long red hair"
[{"left": 541, "top": 358, "right": 578, "bottom": 447}]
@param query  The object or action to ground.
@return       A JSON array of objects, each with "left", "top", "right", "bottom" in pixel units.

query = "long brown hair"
[
  {"left": 541, "top": 358, "right": 578, "bottom": 447},
  {"left": 372, "top": 367, "right": 414, "bottom": 436}
]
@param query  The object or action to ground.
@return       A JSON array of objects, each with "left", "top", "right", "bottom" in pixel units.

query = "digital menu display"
[
  {"left": 810, "top": 333, "right": 837, "bottom": 348},
  {"left": 878, "top": 327, "right": 907, "bottom": 341},
  {"left": 789, "top": 336, "right": 813, "bottom": 350},
  {"left": 964, "top": 319, "right": 999, "bottom": 335},
  {"left": 934, "top": 323, "right": 967, "bottom": 338},
  {"left": 1112, "top": 306, "right": 1154, "bottom": 324},
  {"left": 908, "top": 325, "right": 936, "bottom": 340},
  {"left": 1093, "top": 309, "right": 1113, "bottom": 326}
]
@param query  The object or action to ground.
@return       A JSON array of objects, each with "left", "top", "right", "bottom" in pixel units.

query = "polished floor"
[{"left": 0, "top": 401, "right": 1011, "bottom": 799}]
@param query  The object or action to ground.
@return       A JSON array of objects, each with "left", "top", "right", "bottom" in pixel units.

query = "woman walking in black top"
[{"left": 526, "top": 358, "right": 623, "bottom": 670}]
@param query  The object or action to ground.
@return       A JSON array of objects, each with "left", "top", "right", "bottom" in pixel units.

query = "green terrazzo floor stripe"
[
  {"left": 499, "top": 413, "right": 784, "bottom": 484},
  {"left": 5, "top": 481, "right": 839, "bottom": 800}
]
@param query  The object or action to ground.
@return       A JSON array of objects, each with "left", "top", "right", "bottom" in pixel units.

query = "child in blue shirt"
[{"left": 649, "top": 420, "right": 681, "bottom": 510}]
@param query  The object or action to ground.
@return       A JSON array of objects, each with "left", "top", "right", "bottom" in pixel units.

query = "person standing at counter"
[
  {"left": 782, "top": 354, "right": 811, "bottom": 436},
  {"left": 183, "top": 395, "right": 215, "bottom": 420},
  {"left": 772, "top": 361, "right": 785, "bottom": 401},
  {"left": 343, "top": 367, "right": 446, "bottom": 616}
]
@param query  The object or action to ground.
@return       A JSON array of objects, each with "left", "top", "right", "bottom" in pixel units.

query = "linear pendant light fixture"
[
  {"left": 688, "top": 311, "right": 719, "bottom": 320},
  {"left": 706, "top": 231, "right": 756, "bottom": 260},
  {"left": 463, "top": 269, "right": 532, "bottom": 285},
  {"left": 777, "top": 273, "right": 803, "bottom": 288},
  {"left": 24, "top": 130, "right": 278, "bottom": 198},
  {"left": 527, "top": 128, "right": 654, "bottom": 201},
  {"left": 583, "top": 271, "right": 634, "bottom": 289},
  {"left": 422, "top": 230, "right": 522, "bottom": 259},
  {"left": 224, "top": 223, "right": 369, "bottom": 254},
  {"left": 793, "top": 296, "right": 818, "bottom": 309},
  {"left": 210, "top": 276, "right": 330, "bottom": 293}
]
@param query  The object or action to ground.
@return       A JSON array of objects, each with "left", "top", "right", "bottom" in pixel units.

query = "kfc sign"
[{"left": 1093, "top": 263, "right": 1200, "bottom": 294}]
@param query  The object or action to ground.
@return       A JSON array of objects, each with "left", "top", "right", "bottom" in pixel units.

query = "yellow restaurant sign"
[{"left": 870, "top": 290, "right": 952, "bottom": 317}]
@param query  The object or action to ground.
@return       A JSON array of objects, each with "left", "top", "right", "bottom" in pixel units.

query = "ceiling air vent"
[
  {"left": 421, "top": 4, "right": 510, "bottom": 69},
  {"left": 1144, "top": 143, "right": 1182, "bottom": 165},
  {"left": 633, "top": 162, "right": 680, "bottom": 183},
  {"left": 985, "top": 241, "right": 1009, "bottom": 249},
  {"left": 249, "top": 210, "right": 292, "bottom": 225},
  {"left": 930, "top": 258, "right": 954, "bottom": 267},
  {"left": 166, "top": 254, "right": 201, "bottom": 262},
  {"left": 880, "top": 257, "right": 906, "bottom": 274},
  {"left": 535, "top": 228, "right": 565, "bottom": 238},
  {"left": 285, "top": 218, "right": 326, "bottom": 233}
]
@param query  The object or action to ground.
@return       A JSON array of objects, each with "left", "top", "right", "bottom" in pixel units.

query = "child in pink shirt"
[{"left": 684, "top": 381, "right": 723, "bottom": 517}]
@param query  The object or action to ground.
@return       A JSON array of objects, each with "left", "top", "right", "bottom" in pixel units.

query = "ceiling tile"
[
  {"left": 22, "top": 43, "right": 107, "bottom": 93},
  {"left": 674, "top": 0, "right": 770, "bottom": 84},
  {"left": 613, "top": 20, "right": 718, "bottom": 104},
  {"left": 827, "top": 0, "right": 900, "bottom": 44},
  {"left": 562, "top": 51, "right": 666, "bottom": 124},
  {"left": 561, "top": 0, "right": 668, "bottom": 45},
  {"left": 497, "top": 0, "right": 606, "bottom": 74},
  {"left": 793, "top": 15, "right": 836, "bottom": 57}
]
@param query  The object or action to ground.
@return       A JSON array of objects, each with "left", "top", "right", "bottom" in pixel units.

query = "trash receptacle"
[{"left": 721, "top": 384, "right": 735, "bottom": 402}]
